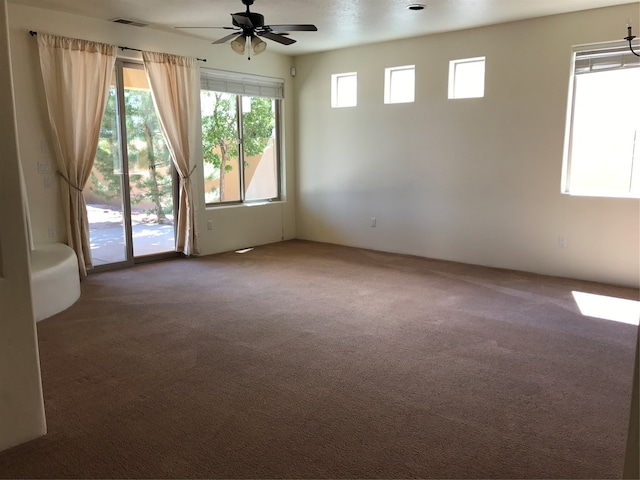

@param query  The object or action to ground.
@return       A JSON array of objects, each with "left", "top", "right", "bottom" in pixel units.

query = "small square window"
[
  {"left": 384, "top": 65, "right": 415, "bottom": 104},
  {"left": 449, "top": 57, "right": 485, "bottom": 99},
  {"left": 331, "top": 72, "right": 357, "bottom": 108}
]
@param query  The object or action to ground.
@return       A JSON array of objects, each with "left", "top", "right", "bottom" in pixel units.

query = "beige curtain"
[
  {"left": 142, "top": 51, "right": 200, "bottom": 256},
  {"left": 37, "top": 33, "right": 116, "bottom": 275}
]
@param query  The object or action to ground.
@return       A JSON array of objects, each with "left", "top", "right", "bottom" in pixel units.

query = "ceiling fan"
[{"left": 176, "top": 0, "right": 318, "bottom": 58}]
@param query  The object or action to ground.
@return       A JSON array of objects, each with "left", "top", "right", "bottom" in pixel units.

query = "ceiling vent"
[{"left": 112, "top": 18, "right": 148, "bottom": 27}]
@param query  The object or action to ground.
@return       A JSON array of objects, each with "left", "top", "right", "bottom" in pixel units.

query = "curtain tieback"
[
  {"left": 180, "top": 165, "right": 197, "bottom": 181},
  {"left": 57, "top": 171, "right": 83, "bottom": 192}
]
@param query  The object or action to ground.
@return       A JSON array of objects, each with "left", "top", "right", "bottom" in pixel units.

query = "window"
[
  {"left": 448, "top": 57, "right": 485, "bottom": 99},
  {"left": 563, "top": 42, "right": 640, "bottom": 197},
  {"left": 331, "top": 72, "right": 357, "bottom": 108},
  {"left": 200, "top": 70, "right": 282, "bottom": 205},
  {"left": 384, "top": 65, "right": 415, "bottom": 104}
]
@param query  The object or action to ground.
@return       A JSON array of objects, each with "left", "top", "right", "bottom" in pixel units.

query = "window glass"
[
  {"left": 331, "top": 72, "right": 357, "bottom": 108},
  {"left": 200, "top": 91, "right": 280, "bottom": 205},
  {"left": 243, "top": 97, "right": 277, "bottom": 201},
  {"left": 201, "top": 91, "right": 241, "bottom": 204},
  {"left": 449, "top": 57, "right": 485, "bottom": 99},
  {"left": 564, "top": 52, "right": 639, "bottom": 197},
  {"left": 385, "top": 66, "right": 415, "bottom": 104}
]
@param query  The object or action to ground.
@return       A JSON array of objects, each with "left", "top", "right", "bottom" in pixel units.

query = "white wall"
[
  {"left": 294, "top": 4, "right": 640, "bottom": 288},
  {"left": 7, "top": 3, "right": 297, "bottom": 258},
  {"left": 0, "top": 0, "right": 46, "bottom": 452}
]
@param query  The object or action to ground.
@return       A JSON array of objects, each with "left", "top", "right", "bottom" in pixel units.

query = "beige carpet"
[{"left": 0, "top": 240, "right": 637, "bottom": 478}]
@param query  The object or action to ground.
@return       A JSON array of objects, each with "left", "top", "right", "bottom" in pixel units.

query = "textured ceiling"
[{"left": 9, "top": 0, "right": 638, "bottom": 55}]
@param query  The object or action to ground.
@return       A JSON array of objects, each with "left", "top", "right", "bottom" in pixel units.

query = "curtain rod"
[{"left": 29, "top": 31, "right": 207, "bottom": 62}]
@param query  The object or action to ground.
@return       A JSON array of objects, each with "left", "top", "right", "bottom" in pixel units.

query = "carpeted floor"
[{"left": 0, "top": 240, "right": 637, "bottom": 479}]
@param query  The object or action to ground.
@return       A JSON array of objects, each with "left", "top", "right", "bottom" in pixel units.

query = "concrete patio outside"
[{"left": 87, "top": 205, "right": 175, "bottom": 266}]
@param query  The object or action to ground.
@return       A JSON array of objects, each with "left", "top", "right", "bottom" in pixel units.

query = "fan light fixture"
[
  {"left": 230, "top": 34, "right": 246, "bottom": 54},
  {"left": 230, "top": 34, "right": 267, "bottom": 58},
  {"left": 251, "top": 36, "right": 267, "bottom": 55}
]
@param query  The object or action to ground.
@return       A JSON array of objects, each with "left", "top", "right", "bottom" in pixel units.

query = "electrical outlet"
[
  {"left": 44, "top": 175, "right": 52, "bottom": 189},
  {"left": 370, "top": 217, "right": 377, "bottom": 227},
  {"left": 207, "top": 220, "right": 213, "bottom": 231},
  {"left": 48, "top": 226, "right": 57, "bottom": 239},
  {"left": 558, "top": 236, "right": 567, "bottom": 248}
]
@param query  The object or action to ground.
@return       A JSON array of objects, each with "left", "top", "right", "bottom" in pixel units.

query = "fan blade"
[
  {"left": 213, "top": 32, "right": 242, "bottom": 44},
  {"left": 259, "top": 31, "right": 296, "bottom": 45},
  {"left": 175, "top": 26, "right": 237, "bottom": 29},
  {"left": 232, "top": 13, "right": 253, "bottom": 28},
  {"left": 267, "top": 24, "right": 317, "bottom": 32}
]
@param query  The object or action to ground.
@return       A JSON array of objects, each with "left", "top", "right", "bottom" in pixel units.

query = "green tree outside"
[
  {"left": 91, "top": 86, "right": 173, "bottom": 223},
  {"left": 201, "top": 92, "right": 238, "bottom": 202}
]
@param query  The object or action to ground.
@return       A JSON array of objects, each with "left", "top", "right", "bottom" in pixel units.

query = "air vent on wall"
[{"left": 112, "top": 18, "right": 148, "bottom": 27}]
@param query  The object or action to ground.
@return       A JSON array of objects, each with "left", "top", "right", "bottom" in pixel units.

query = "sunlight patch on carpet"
[{"left": 572, "top": 291, "right": 640, "bottom": 325}]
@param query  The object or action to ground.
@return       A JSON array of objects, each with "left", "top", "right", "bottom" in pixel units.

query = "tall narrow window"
[
  {"left": 200, "top": 69, "right": 282, "bottom": 205},
  {"left": 331, "top": 72, "right": 357, "bottom": 108},
  {"left": 448, "top": 57, "right": 485, "bottom": 99},
  {"left": 563, "top": 42, "right": 640, "bottom": 197},
  {"left": 384, "top": 65, "right": 415, "bottom": 104}
]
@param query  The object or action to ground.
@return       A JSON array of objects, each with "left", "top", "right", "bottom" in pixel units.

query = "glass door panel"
[
  {"left": 122, "top": 66, "right": 175, "bottom": 257},
  {"left": 87, "top": 63, "right": 176, "bottom": 269},
  {"left": 86, "top": 73, "right": 128, "bottom": 267}
]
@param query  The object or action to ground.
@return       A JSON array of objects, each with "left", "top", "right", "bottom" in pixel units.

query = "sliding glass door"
[{"left": 85, "top": 61, "right": 177, "bottom": 269}]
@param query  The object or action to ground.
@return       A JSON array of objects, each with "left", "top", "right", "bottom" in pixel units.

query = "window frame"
[
  {"left": 384, "top": 65, "right": 416, "bottom": 104},
  {"left": 331, "top": 72, "right": 358, "bottom": 108},
  {"left": 562, "top": 40, "right": 640, "bottom": 198},
  {"left": 448, "top": 56, "right": 486, "bottom": 99},
  {"left": 200, "top": 69, "right": 283, "bottom": 207}
]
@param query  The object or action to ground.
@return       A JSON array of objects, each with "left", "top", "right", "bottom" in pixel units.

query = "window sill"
[
  {"left": 205, "top": 199, "right": 284, "bottom": 210},
  {"left": 562, "top": 191, "right": 640, "bottom": 200}
]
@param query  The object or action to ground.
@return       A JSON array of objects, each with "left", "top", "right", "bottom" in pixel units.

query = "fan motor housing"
[{"left": 233, "top": 12, "right": 265, "bottom": 28}]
